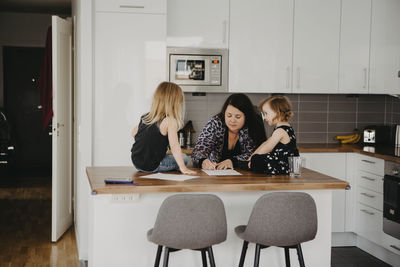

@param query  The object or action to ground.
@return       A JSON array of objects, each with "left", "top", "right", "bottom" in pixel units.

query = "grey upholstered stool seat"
[
  {"left": 235, "top": 192, "right": 317, "bottom": 267},
  {"left": 148, "top": 194, "right": 227, "bottom": 267}
]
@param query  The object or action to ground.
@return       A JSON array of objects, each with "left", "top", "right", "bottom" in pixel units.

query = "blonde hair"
[
  {"left": 142, "top": 82, "right": 185, "bottom": 129},
  {"left": 260, "top": 95, "right": 293, "bottom": 122}
]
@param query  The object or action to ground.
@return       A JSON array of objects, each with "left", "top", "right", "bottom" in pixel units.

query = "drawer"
[
  {"left": 356, "top": 203, "right": 384, "bottom": 245},
  {"left": 357, "top": 187, "right": 383, "bottom": 211},
  {"left": 358, "top": 154, "right": 384, "bottom": 176},
  {"left": 357, "top": 170, "right": 383, "bottom": 194},
  {"left": 95, "top": 0, "right": 166, "bottom": 14},
  {"left": 383, "top": 233, "right": 400, "bottom": 256}
]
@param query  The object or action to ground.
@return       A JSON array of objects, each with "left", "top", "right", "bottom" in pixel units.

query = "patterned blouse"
[{"left": 191, "top": 115, "right": 257, "bottom": 167}]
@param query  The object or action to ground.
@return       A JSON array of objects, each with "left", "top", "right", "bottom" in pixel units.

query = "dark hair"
[{"left": 217, "top": 93, "right": 266, "bottom": 146}]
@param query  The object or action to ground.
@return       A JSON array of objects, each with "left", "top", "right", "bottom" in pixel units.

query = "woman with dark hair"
[{"left": 191, "top": 93, "right": 266, "bottom": 170}]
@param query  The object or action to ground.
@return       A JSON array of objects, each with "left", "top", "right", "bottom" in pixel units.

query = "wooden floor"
[{"left": 0, "top": 168, "right": 79, "bottom": 267}]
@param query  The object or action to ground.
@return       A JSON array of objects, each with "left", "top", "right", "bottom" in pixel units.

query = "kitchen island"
[{"left": 87, "top": 167, "right": 348, "bottom": 267}]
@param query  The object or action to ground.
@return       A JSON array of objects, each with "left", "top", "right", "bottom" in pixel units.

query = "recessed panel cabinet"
[{"left": 229, "top": 0, "right": 293, "bottom": 93}]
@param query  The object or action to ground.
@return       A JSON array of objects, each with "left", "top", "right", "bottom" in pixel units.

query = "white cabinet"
[
  {"left": 95, "top": 0, "right": 166, "bottom": 14},
  {"left": 302, "top": 153, "right": 349, "bottom": 232},
  {"left": 229, "top": 0, "right": 293, "bottom": 93},
  {"left": 93, "top": 11, "right": 166, "bottom": 165},
  {"left": 292, "top": 0, "right": 341, "bottom": 93},
  {"left": 338, "top": 0, "right": 371, "bottom": 93},
  {"left": 166, "top": 0, "right": 229, "bottom": 48},
  {"left": 369, "top": 0, "right": 400, "bottom": 94},
  {"left": 355, "top": 154, "right": 385, "bottom": 245}
]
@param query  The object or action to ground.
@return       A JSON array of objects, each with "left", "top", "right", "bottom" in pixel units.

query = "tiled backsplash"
[{"left": 184, "top": 93, "right": 400, "bottom": 144}]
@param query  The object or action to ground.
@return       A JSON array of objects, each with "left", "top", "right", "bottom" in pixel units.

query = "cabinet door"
[
  {"left": 229, "top": 0, "right": 293, "bottom": 93},
  {"left": 167, "top": 0, "right": 229, "bottom": 48},
  {"left": 369, "top": 0, "right": 400, "bottom": 94},
  {"left": 339, "top": 0, "right": 371, "bottom": 93},
  {"left": 302, "top": 153, "right": 347, "bottom": 232},
  {"left": 94, "top": 13, "right": 166, "bottom": 165},
  {"left": 293, "top": 0, "right": 341, "bottom": 93}
]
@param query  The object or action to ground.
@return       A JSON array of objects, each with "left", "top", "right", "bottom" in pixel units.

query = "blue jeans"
[{"left": 136, "top": 154, "right": 189, "bottom": 173}]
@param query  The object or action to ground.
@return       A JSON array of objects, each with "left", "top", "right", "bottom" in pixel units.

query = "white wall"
[
  {"left": 71, "top": 0, "right": 93, "bottom": 260},
  {"left": 0, "top": 12, "right": 51, "bottom": 108}
]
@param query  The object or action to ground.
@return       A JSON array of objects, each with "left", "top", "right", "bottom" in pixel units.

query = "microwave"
[{"left": 167, "top": 47, "right": 228, "bottom": 92}]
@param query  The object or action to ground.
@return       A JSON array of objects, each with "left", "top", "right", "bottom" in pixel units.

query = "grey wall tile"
[
  {"left": 299, "top": 94, "right": 328, "bottom": 101},
  {"left": 358, "top": 95, "right": 386, "bottom": 102},
  {"left": 297, "top": 132, "right": 327, "bottom": 143},
  {"left": 328, "top": 122, "right": 357, "bottom": 132},
  {"left": 298, "top": 122, "right": 327, "bottom": 133},
  {"left": 357, "top": 113, "right": 385, "bottom": 123},
  {"left": 393, "top": 113, "right": 400, "bottom": 124},
  {"left": 299, "top": 112, "right": 327, "bottom": 122},
  {"left": 329, "top": 94, "right": 357, "bottom": 102},
  {"left": 299, "top": 102, "right": 328, "bottom": 112},
  {"left": 328, "top": 102, "right": 357, "bottom": 113},
  {"left": 358, "top": 102, "right": 386, "bottom": 113},
  {"left": 328, "top": 112, "right": 356, "bottom": 122}
]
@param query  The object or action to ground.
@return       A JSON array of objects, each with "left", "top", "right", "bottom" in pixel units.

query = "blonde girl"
[
  {"left": 249, "top": 95, "right": 299, "bottom": 174},
  {"left": 131, "top": 82, "right": 195, "bottom": 174}
]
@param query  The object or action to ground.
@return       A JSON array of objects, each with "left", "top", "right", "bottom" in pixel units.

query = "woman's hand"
[
  {"left": 216, "top": 159, "right": 233, "bottom": 170},
  {"left": 180, "top": 167, "right": 197, "bottom": 175},
  {"left": 202, "top": 159, "right": 217, "bottom": 170}
]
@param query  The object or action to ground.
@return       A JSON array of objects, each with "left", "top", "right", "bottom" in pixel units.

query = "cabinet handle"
[
  {"left": 361, "top": 209, "right": 375, "bottom": 215},
  {"left": 361, "top": 176, "right": 376, "bottom": 181},
  {"left": 296, "top": 67, "right": 300, "bottom": 89},
  {"left": 120, "top": 5, "right": 145, "bottom": 8},
  {"left": 361, "top": 159, "right": 375, "bottom": 164},
  {"left": 363, "top": 68, "right": 368, "bottom": 89},
  {"left": 286, "top": 66, "right": 290, "bottom": 89},
  {"left": 222, "top": 20, "right": 227, "bottom": 44},
  {"left": 390, "top": 245, "right": 400, "bottom": 252},
  {"left": 361, "top": 192, "right": 375, "bottom": 198}
]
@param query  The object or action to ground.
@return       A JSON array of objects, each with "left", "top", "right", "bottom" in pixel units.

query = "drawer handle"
[
  {"left": 390, "top": 245, "right": 400, "bottom": 252},
  {"left": 361, "top": 176, "right": 376, "bottom": 181},
  {"left": 361, "top": 192, "right": 375, "bottom": 198},
  {"left": 361, "top": 209, "right": 375, "bottom": 215},
  {"left": 120, "top": 5, "right": 145, "bottom": 8},
  {"left": 361, "top": 159, "right": 376, "bottom": 164}
]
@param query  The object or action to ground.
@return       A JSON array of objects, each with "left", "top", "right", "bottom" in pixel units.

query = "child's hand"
[{"left": 180, "top": 167, "right": 197, "bottom": 175}]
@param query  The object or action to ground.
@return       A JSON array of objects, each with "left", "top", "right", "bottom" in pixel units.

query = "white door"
[
  {"left": 293, "top": 0, "right": 341, "bottom": 93},
  {"left": 51, "top": 16, "right": 73, "bottom": 242},
  {"left": 229, "top": 0, "right": 293, "bottom": 93}
]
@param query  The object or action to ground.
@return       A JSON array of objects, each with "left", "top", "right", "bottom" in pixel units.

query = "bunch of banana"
[{"left": 333, "top": 131, "right": 361, "bottom": 144}]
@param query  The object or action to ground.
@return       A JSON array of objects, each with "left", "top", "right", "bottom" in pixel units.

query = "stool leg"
[
  {"left": 296, "top": 244, "right": 305, "bottom": 267},
  {"left": 207, "top": 246, "right": 216, "bottom": 267},
  {"left": 238, "top": 241, "right": 249, "bottom": 267},
  {"left": 162, "top": 247, "right": 170, "bottom": 267},
  {"left": 154, "top": 245, "right": 163, "bottom": 267},
  {"left": 284, "top": 247, "right": 290, "bottom": 267},
  {"left": 254, "top": 244, "right": 261, "bottom": 267},
  {"left": 201, "top": 249, "right": 208, "bottom": 267}
]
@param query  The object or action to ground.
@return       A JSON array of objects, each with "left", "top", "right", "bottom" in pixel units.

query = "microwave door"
[{"left": 170, "top": 55, "right": 210, "bottom": 86}]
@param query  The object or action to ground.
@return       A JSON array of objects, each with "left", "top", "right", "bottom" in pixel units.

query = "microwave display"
[
  {"left": 175, "top": 60, "right": 205, "bottom": 81},
  {"left": 167, "top": 47, "right": 228, "bottom": 92}
]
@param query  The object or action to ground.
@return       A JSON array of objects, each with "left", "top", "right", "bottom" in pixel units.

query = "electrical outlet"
[{"left": 111, "top": 194, "right": 140, "bottom": 202}]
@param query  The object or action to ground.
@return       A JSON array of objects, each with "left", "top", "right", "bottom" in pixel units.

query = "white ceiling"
[{"left": 0, "top": 0, "right": 71, "bottom": 14}]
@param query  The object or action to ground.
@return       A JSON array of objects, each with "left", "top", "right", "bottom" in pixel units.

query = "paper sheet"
[
  {"left": 142, "top": 173, "right": 199, "bottom": 181},
  {"left": 202, "top": 169, "right": 242, "bottom": 176}
]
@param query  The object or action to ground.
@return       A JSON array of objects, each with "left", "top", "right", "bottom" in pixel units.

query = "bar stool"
[
  {"left": 147, "top": 194, "right": 227, "bottom": 267},
  {"left": 235, "top": 192, "right": 317, "bottom": 267}
]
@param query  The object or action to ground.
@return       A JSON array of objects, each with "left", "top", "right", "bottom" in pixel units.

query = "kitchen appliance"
[
  {"left": 396, "top": 124, "right": 400, "bottom": 147},
  {"left": 363, "top": 125, "right": 393, "bottom": 145},
  {"left": 167, "top": 47, "right": 228, "bottom": 92},
  {"left": 383, "top": 160, "right": 400, "bottom": 240}
]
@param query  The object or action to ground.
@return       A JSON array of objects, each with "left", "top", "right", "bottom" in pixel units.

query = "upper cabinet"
[
  {"left": 292, "top": 0, "right": 341, "bottom": 93},
  {"left": 369, "top": 0, "right": 400, "bottom": 94},
  {"left": 229, "top": 0, "right": 294, "bottom": 93},
  {"left": 166, "top": 0, "right": 229, "bottom": 48},
  {"left": 95, "top": 0, "right": 166, "bottom": 14},
  {"left": 339, "top": 0, "right": 371, "bottom": 94}
]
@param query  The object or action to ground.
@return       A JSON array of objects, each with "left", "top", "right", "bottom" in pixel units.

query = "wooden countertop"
[
  {"left": 298, "top": 144, "right": 400, "bottom": 163},
  {"left": 87, "top": 167, "right": 349, "bottom": 195}
]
